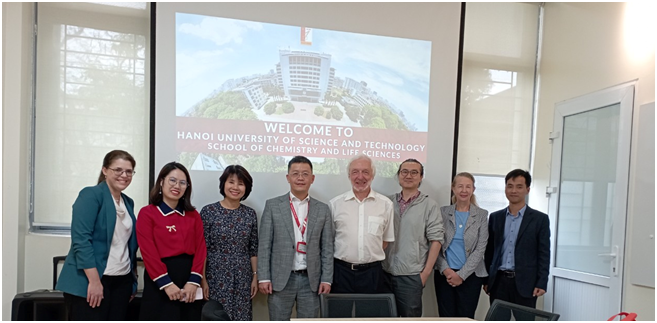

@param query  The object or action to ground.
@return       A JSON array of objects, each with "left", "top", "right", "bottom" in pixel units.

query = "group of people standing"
[{"left": 56, "top": 149, "right": 550, "bottom": 321}]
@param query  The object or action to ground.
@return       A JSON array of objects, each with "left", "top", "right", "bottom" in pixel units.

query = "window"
[
  {"left": 32, "top": 3, "right": 150, "bottom": 230},
  {"left": 472, "top": 174, "right": 508, "bottom": 214},
  {"left": 457, "top": 3, "right": 541, "bottom": 208}
]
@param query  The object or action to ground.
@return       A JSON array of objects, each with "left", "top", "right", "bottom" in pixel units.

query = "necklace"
[{"left": 456, "top": 211, "right": 468, "bottom": 229}]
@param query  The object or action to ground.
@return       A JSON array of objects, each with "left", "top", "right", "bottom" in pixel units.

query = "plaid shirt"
[{"left": 398, "top": 191, "right": 421, "bottom": 215}]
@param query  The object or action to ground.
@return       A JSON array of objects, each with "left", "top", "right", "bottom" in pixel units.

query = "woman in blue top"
[
  {"left": 56, "top": 150, "right": 139, "bottom": 320},
  {"left": 434, "top": 172, "right": 489, "bottom": 319}
]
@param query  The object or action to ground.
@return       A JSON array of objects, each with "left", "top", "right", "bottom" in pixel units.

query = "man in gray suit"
[{"left": 257, "top": 156, "right": 334, "bottom": 320}]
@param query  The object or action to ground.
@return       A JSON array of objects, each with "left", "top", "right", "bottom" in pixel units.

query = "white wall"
[
  {"left": 531, "top": 2, "right": 655, "bottom": 320},
  {"left": 2, "top": 2, "right": 32, "bottom": 320}
]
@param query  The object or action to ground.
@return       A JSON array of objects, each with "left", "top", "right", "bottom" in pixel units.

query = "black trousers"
[
  {"left": 63, "top": 273, "right": 132, "bottom": 321},
  {"left": 331, "top": 259, "right": 391, "bottom": 294},
  {"left": 140, "top": 254, "right": 204, "bottom": 321},
  {"left": 434, "top": 270, "right": 483, "bottom": 319},
  {"left": 489, "top": 272, "right": 537, "bottom": 321}
]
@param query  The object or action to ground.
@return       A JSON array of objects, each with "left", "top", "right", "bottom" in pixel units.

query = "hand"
[
  {"left": 86, "top": 280, "right": 104, "bottom": 308},
  {"left": 420, "top": 271, "right": 430, "bottom": 287},
  {"left": 129, "top": 291, "right": 137, "bottom": 303},
  {"left": 164, "top": 284, "right": 182, "bottom": 301},
  {"left": 483, "top": 284, "right": 489, "bottom": 295},
  {"left": 446, "top": 273, "right": 463, "bottom": 287},
  {"left": 443, "top": 269, "right": 462, "bottom": 287},
  {"left": 318, "top": 283, "right": 331, "bottom": 294},
  {"left": 181, "top": 283, "right": 198, "bottom": 303},
  {"left": 258, "top": 282, "right": 273, "bottom": 295},
  {"left": 201, "top": 278, "right": 210, "bottom": 300},
  {"left": 533, "top": 288, "right": 546, "bottom": 297},
  {"left": 250, "top": 276, "right": 258, "bottom": 299}
]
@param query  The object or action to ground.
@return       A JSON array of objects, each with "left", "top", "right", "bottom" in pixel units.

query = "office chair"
[
  {"left": 319, "top": 293, "right": 397, "bottom": 318},
  {"left": 202, "top": 300, "right": 231, "bottom": 321},
  {"left": 52, "top": 255, "right": 143, "bottom": 320},
  {"left": 485, "top": 299, "right": 560, "bottom": 321}
]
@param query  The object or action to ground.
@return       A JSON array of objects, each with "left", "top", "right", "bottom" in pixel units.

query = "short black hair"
[
  {"left": 505, "top": 169, "right": 532, "bottom": 187},
  {"left": 287, "top": 155, "right": 313, "bottom": 172},
  {"left": 219, "top": 165, "right": 253, "bottom": 201},
  {"left": 396, "top": 158, "right": 424, "bottom": 176}
]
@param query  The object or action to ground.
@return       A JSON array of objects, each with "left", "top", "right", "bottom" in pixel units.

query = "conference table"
[
  {"left": 292, "top": 318, "right": 475, "bottom": 321},
  {"left": 13, "top": 289, "right": 475, "bottom": 321}
]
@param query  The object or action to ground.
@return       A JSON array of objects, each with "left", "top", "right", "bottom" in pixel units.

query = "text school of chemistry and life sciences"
[{"left": 176, "top": 119, "right": 428, "bottom": 161}]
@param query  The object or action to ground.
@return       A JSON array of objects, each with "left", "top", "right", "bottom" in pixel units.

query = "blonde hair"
[{"left": 451, "top": 172, "right": 478, "bottom": 206}]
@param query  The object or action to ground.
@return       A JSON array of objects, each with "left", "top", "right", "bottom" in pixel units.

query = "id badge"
[{"left": 296, "top": 241, "right": 307, "bottom": 254}]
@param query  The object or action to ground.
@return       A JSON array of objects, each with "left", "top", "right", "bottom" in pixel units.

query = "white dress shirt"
[
  {"left": 290, "top": 192, "right": 309, "bottom": 271},
  {"left": 330, "top": 189, "right": 394, "bottom": 264}
]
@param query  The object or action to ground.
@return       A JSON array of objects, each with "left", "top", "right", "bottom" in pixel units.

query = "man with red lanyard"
[{"left": 257, "top": 156, "right": 334, "bottom": 320}]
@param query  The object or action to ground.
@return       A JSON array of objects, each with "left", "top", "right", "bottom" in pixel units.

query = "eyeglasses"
[
  {"left": 289, "top": 172, "right": 311, "bottom": 179},
  {"left": 168, "top": 177, "right": 188, "bottom": 187},
  {"left": 108, "top": 167, "right": 135, "bottom": 177},
  {"left": 400, "top": 169, "right": 420, "bottom": 177}
]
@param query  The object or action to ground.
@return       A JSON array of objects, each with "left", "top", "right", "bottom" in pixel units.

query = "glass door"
[{"left": 544, "top": 83, "right": 634, "bottom": 320}]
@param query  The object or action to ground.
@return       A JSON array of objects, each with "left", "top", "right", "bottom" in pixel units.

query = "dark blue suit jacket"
[
  {"left": 56, "top": 181, "right": 139, "bottom": 297},
  {"left": 484, "top": 206, "right": 550, "bottom": 298}
]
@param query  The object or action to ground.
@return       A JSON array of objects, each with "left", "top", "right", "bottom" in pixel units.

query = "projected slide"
[{"left": 175, "top": 13, "right": 431, "bottom": 175}]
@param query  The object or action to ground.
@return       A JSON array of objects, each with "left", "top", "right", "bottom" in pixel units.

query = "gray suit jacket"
[
  {"left": 435, "top": 203, "right": 489, "bottom": 280},
  {"left": 257, "top": 193, "right": 334, "bottom": 292}
]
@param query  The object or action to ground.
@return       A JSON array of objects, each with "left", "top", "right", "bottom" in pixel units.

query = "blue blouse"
[{"left": 446, "top": 211, "right": 469, "bottom": 270}]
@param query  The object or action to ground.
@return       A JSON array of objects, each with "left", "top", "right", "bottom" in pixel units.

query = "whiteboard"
[{"left": 629, "top": 102, "right": 655, "bottom": 288}]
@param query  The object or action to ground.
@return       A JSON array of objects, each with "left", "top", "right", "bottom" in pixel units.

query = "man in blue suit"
[{"left": 484, "top": 169, "right": 550, "bottom": 317}]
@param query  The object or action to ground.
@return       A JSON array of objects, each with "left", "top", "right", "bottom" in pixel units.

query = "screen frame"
[{"left": 151, "top": 2, "right": 465, "bottom": 213}]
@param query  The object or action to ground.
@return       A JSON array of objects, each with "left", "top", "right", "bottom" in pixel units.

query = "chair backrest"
[
  {"left": 319, "top": 293, "right": 397, "bottom": 318},
  {"left": 201, "top": 300, "right": 231, "bottom": 321},
  {"left": 485, "top": 299, "right": 560, "bottom": 321},
  {"left": 53, "top": 256, "right": 67, "bottom": 289}
]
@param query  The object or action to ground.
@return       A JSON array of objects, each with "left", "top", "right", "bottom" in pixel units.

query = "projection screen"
[{"left": 155, "top": 3, "right": 462, "bottom": 214}]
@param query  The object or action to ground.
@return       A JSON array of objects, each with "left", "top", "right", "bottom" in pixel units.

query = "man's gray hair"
[{"left": 346, "top": 154, "right": 376, "bottom": 178}]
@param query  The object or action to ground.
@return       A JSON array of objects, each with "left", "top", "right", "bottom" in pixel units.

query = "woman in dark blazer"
[
  {"left": 434, "top": 172, "right": 488, "bottom": 319},
  {"left": 56, "top": 150, "right": 139, "bottom": 320}
]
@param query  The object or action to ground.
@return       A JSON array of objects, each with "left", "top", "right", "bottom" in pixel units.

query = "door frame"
[{"left": 544, "top": 81, "right": 636, "bottom": 315}]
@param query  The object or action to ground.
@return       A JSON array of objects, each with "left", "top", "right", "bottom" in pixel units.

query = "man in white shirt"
[
  {"left": 330, "top": 154, "right": 394, "bottom": 293},
  {"left": 257, "top": 156, "right": 334, "bottom": 320}
]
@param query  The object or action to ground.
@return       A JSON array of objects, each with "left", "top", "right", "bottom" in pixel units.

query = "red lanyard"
[{"left": 289, "top": 197, "right": 308, "bottom": 237}]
